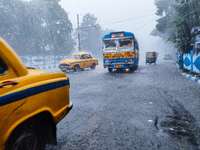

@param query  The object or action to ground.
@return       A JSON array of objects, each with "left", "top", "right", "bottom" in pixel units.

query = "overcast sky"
[{"left": 59, "top": 0, "right": 163, "bottom": 54}]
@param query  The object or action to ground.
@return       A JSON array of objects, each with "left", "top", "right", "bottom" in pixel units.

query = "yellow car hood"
[{"left": 60, "top": 59, "right": 78, "bottom": 64}]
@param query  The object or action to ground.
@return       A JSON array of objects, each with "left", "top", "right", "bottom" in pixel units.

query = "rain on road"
[{"left": 46, "top": 58, "right": 200, "bottom": 150}]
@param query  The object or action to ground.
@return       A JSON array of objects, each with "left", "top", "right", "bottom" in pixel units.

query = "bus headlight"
[{"left": 105, "top": 60, "right": 109, "bottom": 63}]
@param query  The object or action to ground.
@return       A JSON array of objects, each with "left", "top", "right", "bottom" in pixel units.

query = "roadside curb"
[{"left": 182, "top": 73, "right": 200, "bottom": 84}]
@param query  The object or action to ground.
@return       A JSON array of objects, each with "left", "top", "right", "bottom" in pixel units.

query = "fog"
[{"left": 60, "top": 0, "right": 166, "bottom": 59}]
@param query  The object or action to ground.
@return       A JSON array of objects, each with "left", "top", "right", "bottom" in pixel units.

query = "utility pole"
[{"left": 77, "top": 14, "right": 81, "bottom": 51}]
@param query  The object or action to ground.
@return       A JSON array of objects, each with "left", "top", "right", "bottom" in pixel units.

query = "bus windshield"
[
  {"left": 104, "top": 39, "right": 117, "bottom": 48},
  {"left": 119, "top": 40, "right": 132, "bottom": 47}
]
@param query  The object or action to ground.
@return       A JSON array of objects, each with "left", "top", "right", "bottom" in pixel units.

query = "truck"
[{"left": 0, "top": 38, "right": 73, "bottom": 150}]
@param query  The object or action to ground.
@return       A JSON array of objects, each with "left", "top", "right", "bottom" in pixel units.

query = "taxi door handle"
[{"left": 0, "top": 81, "right": 18, "bottom": 88}]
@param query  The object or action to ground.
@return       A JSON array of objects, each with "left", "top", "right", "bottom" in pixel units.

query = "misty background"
[
  {"left": 60, "top": 0, "right": 163, "bottom": 57},
  {"left": 0, "top": 0, "right": 199, "bottom": 61}
]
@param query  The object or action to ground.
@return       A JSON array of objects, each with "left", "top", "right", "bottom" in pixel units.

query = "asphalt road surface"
[{"left": 46, "top": 58, "right": 200, "bottom": 150}]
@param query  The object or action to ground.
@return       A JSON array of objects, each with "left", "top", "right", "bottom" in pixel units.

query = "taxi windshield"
[{"left": 69, "top": 55, "right": 80, "bottom": 59}]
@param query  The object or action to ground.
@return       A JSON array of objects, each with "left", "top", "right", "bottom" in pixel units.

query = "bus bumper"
[{"left": 103, "top": 63, "right": 135, "bottom": 68}]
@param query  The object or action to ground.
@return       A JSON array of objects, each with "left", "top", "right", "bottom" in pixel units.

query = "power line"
[
  {"left": 101, "top": 13, "right": 155, "bottom": 25},
  {"left": 101, "top": 9, "right": 156, "bottom": 23},
  {"left": 77, "top": 12, "right": 157, "bottom": 31},
  {"left": 133, "top": 18, "right": 157, "bottom": 33}
]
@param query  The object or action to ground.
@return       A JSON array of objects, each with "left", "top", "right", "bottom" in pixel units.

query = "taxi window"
[
  {"left": 81, "top": 55, "right": 86, "bottom": 59},
  {"left": 69, "top": 55, "right": 80, "bottom": 59},
  {"left": 86, "top": 54, "right": 92, "bottom": 59},
  {"left": 0, "top": 57, "right": 8, "bottom": 75}
]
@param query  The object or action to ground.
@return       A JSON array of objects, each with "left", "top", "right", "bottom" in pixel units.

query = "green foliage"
[
  {"left": 169, "top": 0, "right": 200, "bottom": 52},
  {"left": 153, "top": 0, "right": 200, "bottom": 53},
  {"left": 0, "top": 0, "right": 74, "bottom": 55},
  {"left": 151, "top": 0, "right": 177, "bottom": 45}
]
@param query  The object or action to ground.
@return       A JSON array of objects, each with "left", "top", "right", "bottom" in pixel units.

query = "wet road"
[{"left": 46, "top": 58, "right": 200, "bottom": 150}]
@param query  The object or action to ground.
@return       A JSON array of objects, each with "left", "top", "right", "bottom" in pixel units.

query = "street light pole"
[{"left": 77, "top": 14, "right": 81, "bottom": 51}]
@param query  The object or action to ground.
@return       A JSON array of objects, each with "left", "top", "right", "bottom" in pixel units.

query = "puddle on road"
[{"left": 159, "top": 104, "right": 200, "bottom": 148}]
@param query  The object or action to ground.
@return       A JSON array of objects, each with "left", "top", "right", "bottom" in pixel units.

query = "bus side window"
[{"left": 134, "top": 42, "right": 138, "bottom": 50}]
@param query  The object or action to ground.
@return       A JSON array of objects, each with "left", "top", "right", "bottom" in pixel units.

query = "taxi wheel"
[
  {"left": 61, "top": 70, "right": 66, "bottom": 72},
  {"left": 74, "top": 65, "right": 79, "bottom": 72},
  {"left": 91, "top": 64, "right": 96, "bottom": 70},
  {"left": 6, "top": 125, "right": 45, "bottom": 150}
]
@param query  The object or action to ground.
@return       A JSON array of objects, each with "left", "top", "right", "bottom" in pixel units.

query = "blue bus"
[{"left": 102, "top": 31, "right": 139, "bottom": 72}]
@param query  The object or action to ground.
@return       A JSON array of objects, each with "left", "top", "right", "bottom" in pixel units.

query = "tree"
[
  {"left": 169, "top": 0, "right": 200, "bottom": 52},
  {"left": 152, "top": 0, "right": 200, "bottom": 53},
  {"left": 151, "top": 0, "right": 177, "bottom": 46},
  {"left": 32, "top": 0, "right": 74, "bottom": 55},
  {"left": 0, "top": 0, "right": 32, "bottom": 55},
  {"left": 0, "top": 0, "right": 75, "bottom": 55},
  {"left": 79, "top": 13, "right": 102, "bottom": 55}
]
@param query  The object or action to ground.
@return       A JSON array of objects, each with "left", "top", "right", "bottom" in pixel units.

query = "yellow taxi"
[
  {"left": 58, "top": 52, "right": 99, "bottom": 72},
  {"left": 0, "top": 38, "right": 72, "bottom": 150}
]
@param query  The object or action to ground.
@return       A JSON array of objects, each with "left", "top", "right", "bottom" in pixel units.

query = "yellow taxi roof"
[{"left": 71, "top": 52, "right": 91, "bottom": 55}]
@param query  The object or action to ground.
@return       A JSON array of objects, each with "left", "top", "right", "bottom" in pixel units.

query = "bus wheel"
[
  {"left": 135, "top": 66, "right": 138, "bottom": 70},
  {"left": 130, "top": 67, "right": 134, "bottom": 72},
  {"left": 108, "top": 68, "right": 112, "bottom": 73}
]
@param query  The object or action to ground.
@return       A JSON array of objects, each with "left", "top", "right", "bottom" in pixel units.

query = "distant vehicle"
[
  {"left": 102, "top": 31, "right": 139, "bottom": 73},
  {"left": 146, "top": 51, "right": 157, "bottom": 65},
  {"left": 59, "top": 52, "right": 99, "bottom": 72},
  {"left": 0, "top": 38, "right": 72, "bottom": 150},
  {"left": 163, "top": 54, "right": 172, "bottom": 60}
]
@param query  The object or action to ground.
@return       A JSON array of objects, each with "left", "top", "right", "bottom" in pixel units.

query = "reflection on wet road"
[{"left": 46, "top": 59, "right": 200, "bottom": 150}]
